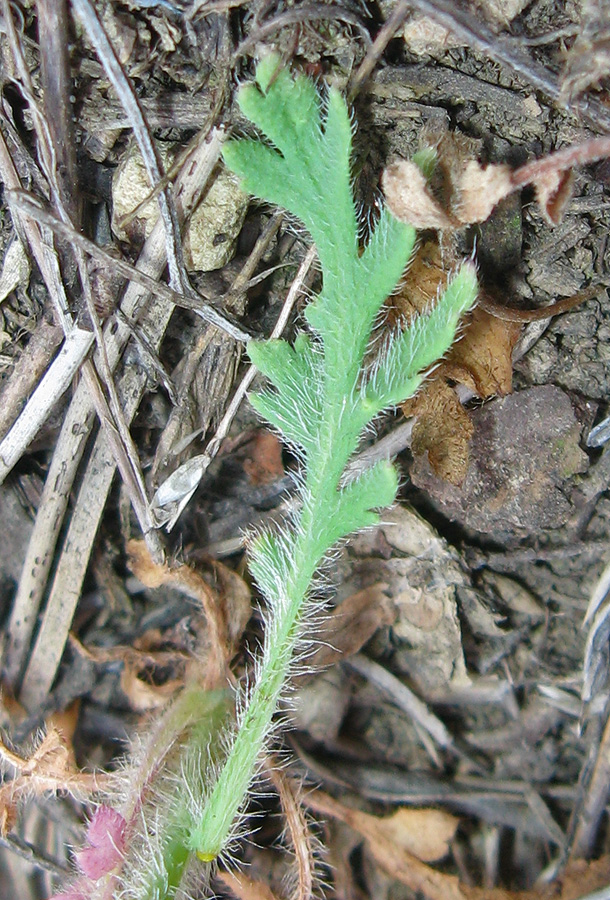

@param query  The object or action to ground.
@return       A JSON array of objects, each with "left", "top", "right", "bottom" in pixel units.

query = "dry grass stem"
[{"left": 8, "top": 130, "right": 225, "bottom": 707}]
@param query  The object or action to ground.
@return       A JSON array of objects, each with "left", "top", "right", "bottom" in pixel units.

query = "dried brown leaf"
[
  {"left": 307, "top": 791, "right": 459, "bottom": 862},
  {"left": 394, "top": 242, "right": 520, "bottom": 484},
  {"left": 383, "top": 128, "right": 592, "bottom": 231},
  {"left": 242, "top": 429, "right": 285, "bottom": 485},
  {"left": 396, "top": 239, "right": 449, "bottom": 318},
  {"left": 127, "top": 540, "right": 251, "bottom": 687},
  {"left": 560, "top": 0, "right": 610, "bottom": 101},
  {"left": 119, "top": 663, "right": 183, "bottom": 712},
  {"left": 216, "top": 869, "right": 280, "bottom": 900},
  {"left": 304, "top": 583, "right": 395, "bottom": 671},
  {"left": 0, "top": 726, "right": 101, "bottom": 835},
  {"left": 442, "top": 307, "right": 521, "bottom": 398},
  {"left": 455, "top": 160, "right": 513, "bottom": 224},
  {"left": 306, "top": 789, "right": 458, "bottom": 864},
  {"left": 209, "top": 557, "right": 253, "bottom": 649},
  {"left": 382, "top": 159, "right": 456, "bottom": 229},
  {"left": 403, "top": 379, "right": 474, "bottom": 485},
  {"left": 533, "top": 168, "right": 575, "bottom": 225}
]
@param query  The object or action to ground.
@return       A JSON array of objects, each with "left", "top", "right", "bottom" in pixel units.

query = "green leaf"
[
  {"left": 363, "top": 261, "right": 478, "bottom": 411},
  {"left": 223, "top": 60, "right": 358, "bottom": 281},
  {"left": 247, "top": 336, "right": 322, "bottom": 453},
  {"left": 320, "top": 460, "right": 399, "bottom": 547}
]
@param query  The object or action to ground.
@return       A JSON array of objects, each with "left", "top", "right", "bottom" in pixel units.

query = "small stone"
[
  {"left": 112, "top": 144, "right": 249, "bottom": 272},
  {"left": 410, "top": 385, "right": 589, "bottom": 536}
]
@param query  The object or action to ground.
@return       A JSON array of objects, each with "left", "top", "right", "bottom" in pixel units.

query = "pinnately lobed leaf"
[
  {"left": 53, "top": 57, "right": 477, "bottom": 900},
  {"left": 189, "top": 55, "right": 478, "bottom": 865}
]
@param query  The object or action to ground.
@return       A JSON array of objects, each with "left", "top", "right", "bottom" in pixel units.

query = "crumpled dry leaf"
[
  {"left": 120, "top": 663, "right": 184, "bottom": 712},
  {"left": 533, "top": 168, "right": 574, "bottom": 226},
  {"left": 393, "top": 241, "right": 520, "bottom": 485},
  {"left": 441, "top": 306, "right": 521, "bottom": 398},
  {"left": 241, "top": 429, "right": 285, "bottom": 486},
  {"left": 127, "top": 540, "right": 251, "bottom": 686},
  {"left": 383, "top": 159, "right": 456, "bottom": 229},
  {"left": 305, "top": 789, "right": 458, "bottom": 863},
  {"left": 560, "top": 0, "right": 610, "bottom": 101},
  {"left": 403, "top": 379, "right": 474, "bottom": 485},
  {"left": 304, "top": 582, "right": 396, "bottom": 672},
  {"left": 382, "top": 127, "right": 593, "bottom": 229},
  {"left": 216, "top": 869, "right": 280, "bottom": 900},
  {"left": 0, "top": 726, "right": 101, "bottom": 836},
  {"left": 455, "top": 159, "right": 513, "bottom": 224}
]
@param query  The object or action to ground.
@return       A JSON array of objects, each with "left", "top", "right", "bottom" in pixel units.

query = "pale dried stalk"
[
  {"left": 151, "top": 242, "right": 318, "bottom": 531},
  {"left": 2, "top": 0, "right": 165, "bottom": 560},
  {"left": 265, "top": 759, "right": 316, "bottom": 900},
  {"left": 0, "top": 319, "right": 63, "bottom": 442},
  {"left": 7, "top": 194, "right": 249, "bottom": 341},
  {"left": 0, "top": 328, "right": 94, "bottom": 481},
  {"left": 150, "top": 208, "right": 284, "bottom": 482},
  {"left": 6, "top": 130, "right": 225, "bottom": 702},
  {"left": 71, "top": 0, "right": 188, "bottom": 292}
]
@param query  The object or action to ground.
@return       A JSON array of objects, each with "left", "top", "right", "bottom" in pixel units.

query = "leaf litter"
[{"left": 1, "top": 0, "right": 610, "bottom": 898}]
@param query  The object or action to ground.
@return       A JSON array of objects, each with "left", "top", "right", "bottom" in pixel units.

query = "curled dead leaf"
[
  {"left": 455, "top": 160, "right": 513, "bottom": 224},
  {"left": 303, "top": 583, "right": 395, "bottom": 673},
  {"left": 403, "top": 378, "right": 474, "bottom": 485},
  {"left": 383, "top": 159, "right": 456, "bottom": 229},
  {"left": 0, "top": 726, "right": 101, "bottom": 836},
  {"left": 394, "top": 242, "right": 520, "bottom": 485},
  {"left": 242, "top": 429, "right": 285, "bottom": 485},
  {"left": 381, "top": 127, "right": 610, "bottom": 232},
  {"left": 216, "top": 869, "right": 280, "bottom": 900},
  {"left": 441, "top": 306, "right": 521, "bottom": 399},
  {"left": 120, "top": 663, "right": 183, "bottom": 712},
  {"left": 127, "top": 540, "right": 251, "bottom": 687},
  {"left": 533, "top": 168, "right": 574, "bottom": 225},
  {"left": 305, "top": 789, "right": 458, "bottom": 863}
]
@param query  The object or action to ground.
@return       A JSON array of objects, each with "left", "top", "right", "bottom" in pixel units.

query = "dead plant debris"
[{"left": 0, "top": 0, "right": 610, "bottom": 898}]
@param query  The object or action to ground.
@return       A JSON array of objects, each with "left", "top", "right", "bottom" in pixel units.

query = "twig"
[
  {"left": 37, "top": 0, "right": 78, "bottom": 221},
  {"left": 0, "top": 832, "right": 71, "bottom": 877},
  {"left": 151, "top": 242, "right": 318, "bottom": 531},
  {"left": 0, "top": 319, "right": 63, "bottom": 442},
  {"left": 0, "top": 327, "right": 94, "bottom": 482},
  {"left": 30, "top": 0, "right": 163, "bottom": 554},
  {"left": 348, "top": 0, "right": 413, "bottom": 101},
  {"left": 6, "top": 130, "right": 224, "bottom": 702},
  {"left": 151, "top": 208, "right": 284, "bottom": 480},
  {"left": 512, "top": 136, "right": 610, "bottom": 187},
  {"left": 350, "top": 0, "right": 610, "bottom": 133},
  {"left": 264, "top": 757, "right": 316, "bottom": 900},
  {"left": 569, "top": 698, "right": 610, "bottom": 859},
  {"left": 7, "top": 191, "right": 249, "bottom": 342},
  {"left": 70, "top": 0, "right": 188, "bottom": 294},
  {"left": 234, "top": 3, "right": 372, "bottom": 58},
  {"left": 345, "top": 653, "right": 455, "bottom": 756}
]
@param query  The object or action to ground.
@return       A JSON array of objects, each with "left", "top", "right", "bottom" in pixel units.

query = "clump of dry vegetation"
[{"left": 1, "top": 1, "right": 610, "bottom": 899}]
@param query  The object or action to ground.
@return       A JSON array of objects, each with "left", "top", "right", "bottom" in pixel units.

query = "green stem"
[{"left": 190, "top": 398, "right": 352, "bottom": 861}]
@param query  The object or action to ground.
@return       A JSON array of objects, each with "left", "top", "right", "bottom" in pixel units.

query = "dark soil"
[{"left": 1, "top": 2, "right": 610, "bottom": 899}]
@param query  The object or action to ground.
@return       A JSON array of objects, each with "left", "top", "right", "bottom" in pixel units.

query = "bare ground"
[{"left": 1, "top": 1, "right": 610, "bottom": 898}]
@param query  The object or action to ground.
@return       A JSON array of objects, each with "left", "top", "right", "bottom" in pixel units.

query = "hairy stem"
[{"left": 190, "top": 385, "right": 357, "bottom": 859}]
